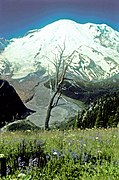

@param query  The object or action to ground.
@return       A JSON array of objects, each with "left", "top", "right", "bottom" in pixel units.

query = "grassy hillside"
[{"left": 0, "top": 128, "right": 119, "bottom": 179}]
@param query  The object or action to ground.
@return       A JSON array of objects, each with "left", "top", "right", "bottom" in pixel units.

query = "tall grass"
[{"left": 0, "top": 128, "right": 119, "bottom": 179}]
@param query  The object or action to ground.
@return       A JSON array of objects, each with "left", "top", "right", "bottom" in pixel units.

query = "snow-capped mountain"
[
  {"left": 0, "top": 19, "right": 119, "bottom": 80},
  {"left": 0, "top": 38, "right": 11, "bottom": 76},
  {"left": 0, "top": 38, "right": 10, "bottom": 52}
]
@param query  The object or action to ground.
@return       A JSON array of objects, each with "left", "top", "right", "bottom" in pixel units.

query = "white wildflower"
[
  {"left": 53, "top": 151, "right": 57, "bottom": 155},
  {"left": 95, "top": 137, "right": 99, "bottom": 140}
]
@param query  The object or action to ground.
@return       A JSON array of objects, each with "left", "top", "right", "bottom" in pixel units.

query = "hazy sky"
[{"left": 0, "top": 0, "right": 119, "bottom": 39}]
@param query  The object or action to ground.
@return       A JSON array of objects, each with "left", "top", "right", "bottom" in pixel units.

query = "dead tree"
[{"left": 45, "top": 43, "right": 76, "bottom": 130}]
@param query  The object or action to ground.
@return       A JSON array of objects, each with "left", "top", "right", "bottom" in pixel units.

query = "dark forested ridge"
[
  {"left": 77, "top": 92, "right": 119, "bottom": 129},
  {"left": 0, "top": 79, "right": 35, "bottom": 128}
]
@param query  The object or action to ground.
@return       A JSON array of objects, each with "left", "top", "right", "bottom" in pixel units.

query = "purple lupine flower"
[
  {"left": 32, "top": 157, "right": 39, "bottom": 167},
  {"left": 68, "top": 149, "right": 79, "bottom": 162},
  {"left": 6, "top": 165, "right": 11, "bottom": 175},
  {"left": 82, "top": 152, "right": 90, "bottom": 163},
  {"left": 18, "top": 156, "right": 22, "bottom": 162},
  {"left": 84, "top": 154, "right": 89, "bottom": 163},
  {"left": 18, "top": 156, "right": 22, "bottom": 167},
  {"left": 20, "top": 161, "right": 25, "bottom": 168},
  {"left": 18, "top": 156, "right": 25, "bottom": 169},
  {"left": 79, "top": 139, "right": 85, "bottom": 149},
  {"left": 28, "top": 158, "right": 33, "bottom": 167},
  {"left": 46, "top": 154, "right": 50, "bottom": 161}
]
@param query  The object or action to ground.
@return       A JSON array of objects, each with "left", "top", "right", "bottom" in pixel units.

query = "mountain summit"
[{"left": 0, "top": 19, "right": 119, "bottom": 80}]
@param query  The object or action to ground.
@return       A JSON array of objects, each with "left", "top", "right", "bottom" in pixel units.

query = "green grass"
[{"left": 0, "top": 128, "right": 119, "bottom": 179}]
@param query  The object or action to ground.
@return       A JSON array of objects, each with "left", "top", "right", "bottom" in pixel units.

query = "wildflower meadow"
[{"left": 0, "top": 128, "right": 119, "bottom": 179}]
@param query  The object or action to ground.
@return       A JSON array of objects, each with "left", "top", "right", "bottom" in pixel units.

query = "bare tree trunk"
[
  {"left": 45, "top": 105, "right": 52, "bottom": 130},
  {"left": 45, "top": 90, "right": 59, "bottom": 130}
]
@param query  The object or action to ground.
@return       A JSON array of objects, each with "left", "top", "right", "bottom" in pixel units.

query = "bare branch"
[{"left": 57, "top": 42, "right": 66, "bottom": 54}]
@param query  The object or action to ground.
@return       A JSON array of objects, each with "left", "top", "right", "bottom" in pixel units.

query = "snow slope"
[{"left": 0, "top": 19, "right": 119, "bottom": 80}]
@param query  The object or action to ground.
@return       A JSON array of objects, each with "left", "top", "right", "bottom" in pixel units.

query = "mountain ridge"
[{"left": 0, "top": 19, "right": 119, "bottom": 80}]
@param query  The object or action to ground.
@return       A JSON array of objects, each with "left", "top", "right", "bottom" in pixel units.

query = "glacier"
[{"left": 0, "top": 19, "right": 119, "bottom": 80}]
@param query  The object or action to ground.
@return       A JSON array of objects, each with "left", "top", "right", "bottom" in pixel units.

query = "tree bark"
[{"left": 45, "top": 90, "right": 59, "bottom": 130}]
